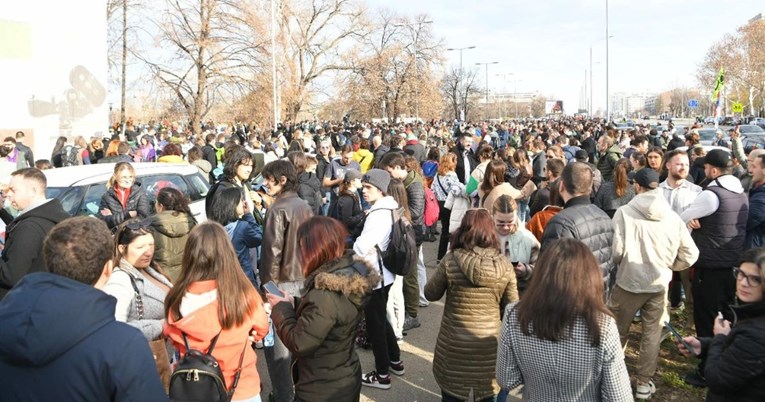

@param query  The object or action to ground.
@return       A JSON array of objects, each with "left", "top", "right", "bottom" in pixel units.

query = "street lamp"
[
  {"left": 395, "top": 19, "right": 433, "bottom": 122},
  {"left": 446, "top": 46, "right": 476, "bottom": 120},
  {"left": 446, "top": 46, "right": 476, "bottom": 72},
  {"left": 605, "top": 0, "right": 610, "bottom": 122},
  {"left": 271, "top": 0, "right": 278, "bottom": 131},
  {"left": 476, "top": 61, "right": 499, "bottom": 104}
]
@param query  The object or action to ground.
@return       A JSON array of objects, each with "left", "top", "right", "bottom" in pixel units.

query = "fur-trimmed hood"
[{"left": 303, "top": 251, "right": 381, "bottom": 308}]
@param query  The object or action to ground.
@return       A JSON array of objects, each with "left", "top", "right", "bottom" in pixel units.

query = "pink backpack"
[{"left": 424, "top": 187, "right": 440, "bottom": 226}]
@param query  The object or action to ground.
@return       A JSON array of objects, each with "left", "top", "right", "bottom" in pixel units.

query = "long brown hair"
[
  {"left": 480, "top": 160, "right": 507, "bottom": 206},
  {"left": 516, "top": 238, "right": 611, "bottom": 346},
  {"left": 450, "top": 208, "right": 500, "bottom": 251},
  {"left": 613, "top": 158, "right": 631, "bottom": 198},
  {"left": 298, "top": 217, "right": 348, "bottom": 277},
  {"left": 387, "top": 179, "right": 412, "bottom": 222},
  {"left": 437, "top": 153, "right": 457, "bottom": 176},
  {"left": 164, "top": 222, "right": 259, "bottom": 329}
]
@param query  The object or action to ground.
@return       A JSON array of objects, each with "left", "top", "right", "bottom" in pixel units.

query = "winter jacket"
[
  {"left": 530, "top": 152, "right": 547, "bottom": 186},
  {"left": 612, "top": 190, "right": 699, "bottom": 294},
  {"left": 690, "top": 156, "right": 708, "bottom": 185},
  {"left": 541, "top": 196, "right": 615, "bottom": 287},
  {"left": 353, "top": 196, "right": 397, "bottom": 288},
  {"left": 527, "top": 205, "right": 562, "bottom": 242},
  {"left": 98, "top": 182, "right": 152, "bottom": 230},
  {"left": 450, "top": 144, "right": 478, "bottom": 185},
  {"left": 149, "top": 211, "right": 195, "bottom": 282},
  {"left": 316, "top": 155, "right": 332, "bottom": 191},
  {"left": 745, "top": 183, "right": 765, "bottom": 250},
  {"left": 497, "top": 306, "right": 633, "bottom": 402},
  {"left": 260, "top": 191, "right": 313, "bottom": 284},
  {"left": 425, "top": 247, "right": 518, "bottom": 400},
  {"left": 703, "top": 301, "right": 765, "bottom": 402},
  {"left": 352, "top": 148, "right": 374, "bottom": 173},
  {"left": 432, "top": 172, "right": 460, "bottom": 202},
  {"left": 164, "top": 280, "right": 269, "bottom": 401},
  {"left": 404, "top": 169, "right": 426, "bottom": 243},
  {"left": 596, "top": 144, "right": 622, "bottom": 182},
  {"left": 481, "top": 183, "right": 523, "bottom": 210},
  {"left": 372, "top": 145, "right": 390, "bottom": 169},
  {"left": 466, "top": 160, "right": 489, "bottom": 199},
  {"left": 191, "top": 159, "right": 212, "bottom": 183},
  {"left": 445, "top": 186, "right": 470, "bottom": 235},
  {"left": 271, "top": 253, "right": 380, "bottom": 402},
  {"left": 103, "top": 260, "right": 173, "bottom": 340},
  {"left": 297, "top": 172, "right": 323, "bottom": 216},
  {"left": 594, "top": 181, "right": 636, "bottom": 218},
  {"left": 335, "top": 192, "right": 365, "bottom": 239},
  {"left": 98, "top": 154, "right": 134, "bottom": 164},
  {"left": 201, "top": 144, "right": 219, "bottom": 183},
  {"left": 0, "top": 273, "right": 167, "bottom": 402},
  {"left": 0, "top": 199, "right": 69, "bottom": 300},
  {"left": 224, "top": 213, "right": 263, "bottom": 286},
  {"left": 403, "top": 140, "right": 426, "bottom": 164}
]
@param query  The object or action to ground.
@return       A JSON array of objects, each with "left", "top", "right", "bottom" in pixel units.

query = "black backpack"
[
  {"left": 374, "top": 208, "right": 417, "bottom": 276},
  {"left": 169, "top": 331, "right": 247, "bottom": 402},
  {"left": 61, "top": 145, "right": 80, "bottom": 167}
]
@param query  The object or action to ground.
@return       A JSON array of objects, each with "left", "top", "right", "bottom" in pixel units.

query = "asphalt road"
[{"left": 256, "top": 231, "right": 522, "bottom": 402}]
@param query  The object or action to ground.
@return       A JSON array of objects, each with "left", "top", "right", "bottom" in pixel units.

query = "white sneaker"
[{"left": 636, "top": 380, "right": 656, "bottom": 400}]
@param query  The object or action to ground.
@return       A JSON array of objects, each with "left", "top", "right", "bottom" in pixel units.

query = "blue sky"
[{"left": 365, "top": 0, "right": 762, "bottom": 112}]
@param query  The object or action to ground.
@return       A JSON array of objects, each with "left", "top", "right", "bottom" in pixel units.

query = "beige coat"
[{"left": 424, "top": 246, "right": 518, "bottom": 400}]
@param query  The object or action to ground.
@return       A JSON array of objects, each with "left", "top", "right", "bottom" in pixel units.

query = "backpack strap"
[
  {"left": 227, "top": 336, "right": 249, "bottom": 397},
  {"left": 115, "top": 268, "right": 144, "bottom": 320},
  {"left": 372, "top": 208, "right": 395, "bottom": 275}
]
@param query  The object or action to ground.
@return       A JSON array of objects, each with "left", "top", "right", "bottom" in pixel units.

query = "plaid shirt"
[{"left": 496, "top": 304, "right": 634, "bottom": 402}]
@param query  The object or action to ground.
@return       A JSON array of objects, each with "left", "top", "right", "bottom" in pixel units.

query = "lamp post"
[
  {"left": 605, "top": 0, "right": 610, "bottom": 122},
  {"left": 446, "top": 46, "right": 476, "bottom": 120},
  {"left": 271, "top": 0, "right": 278, "bottom": 132},
  {"left": 396, "top": 19, "right": 433, "bottom": 122},
  {"left": 476, "top": 61, "right": 498, "bottom": 104}
]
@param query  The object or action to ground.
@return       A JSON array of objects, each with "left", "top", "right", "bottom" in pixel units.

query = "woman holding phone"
[
  {"left": 266, "top": 217, "right": 380, "bottom": 402},
  {"left": 677, "top": 248, "right": 765, "bottom": 401}
]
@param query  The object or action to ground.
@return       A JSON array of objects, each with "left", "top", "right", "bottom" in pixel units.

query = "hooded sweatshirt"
[
  {"left": 164, "top": 280, "right": 269, "bottom": 401},
  {"left": 612, "top": 190, "right": 699, "bottom": 294},
  {"left": 0, "top": 273, "right": 167, "bottom": 401},
  {"left": 0, "top": 198, "right": 70, "bottom": 299}
]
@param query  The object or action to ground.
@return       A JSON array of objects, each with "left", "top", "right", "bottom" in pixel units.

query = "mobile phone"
[
  {"left": 262, "top": 281, "right": 284, "bottom": 298},
  {"left": 664, "top": 321, "right": 696, "bottom": 356}
]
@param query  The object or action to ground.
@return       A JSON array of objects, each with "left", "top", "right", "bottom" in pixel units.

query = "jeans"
[
  {"left": 263, "top": 281, "right": 303, "bottom": 402},
  {"left": 321, "top": 191, "right": 331, "bottom": 215},
  {"left": 365, "top": 284, "right": 401, "bottom": 375},
  {"left": 442, "top": 391, "right": 496, "bottom": 402}
]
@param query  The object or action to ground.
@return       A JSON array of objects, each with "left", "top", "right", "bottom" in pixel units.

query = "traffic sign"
[
  {"left": 688, "top": 99, "right": 699, "bottom": 108},
  {"left": 732, "top": 102, "right": 744, "bottom": 113}
]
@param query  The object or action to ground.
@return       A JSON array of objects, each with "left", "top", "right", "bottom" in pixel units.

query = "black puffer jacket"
[
  {"left": 540, "top": 195, "right": 615, "bottom": 286},
  {"left": 297, "top": 172, "right": 323, "bottom": 215},
  {"left": 98, "top": 183, "right": 152, "bottom": 230},
  {"left": 271, "top": 252, "right": 380, "bottom": 402},
  {"left": 703, "top": 301, "right": 765, "bottom": 402}
]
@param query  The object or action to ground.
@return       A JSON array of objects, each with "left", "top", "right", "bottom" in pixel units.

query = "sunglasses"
[{"left": 117, "top": 219, "right": 152, "bottom": 244}]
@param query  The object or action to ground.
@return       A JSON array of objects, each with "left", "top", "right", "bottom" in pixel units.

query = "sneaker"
[
  {"left": 683, "top": 369, "right": 707, "bottom": 388},
  {"left": 396, "top": 336, "right": 403, "bottom": 346},
  {"left": 419, "top": 300, "right": 430, "bottom": 307},
  {"left": 635, "top": 380, "right": 655, "bottom": 400},
  {"left": 389, "top": 360, "right": 405, "bottom": 376},
  {"left": 403, "top": 315, "right": 421, "bottom": 331},
  {"left": 361, "top": 370, "right": 392, "bottom": 389}
]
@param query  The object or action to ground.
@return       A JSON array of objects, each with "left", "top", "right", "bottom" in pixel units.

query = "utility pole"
[
  {"left": 120, "top": 0, "right": 127, "bottom": 136},
  {"left": 605, "top": 0, "right": 610, "bottom": 122},
  {"left": 271, "top": 0, "right": 278, "bottom": 132},
  {"left": 476, "top": 61, "right": 498, "bottom": 117},
  {"left": 446, "top": 46, "right": 476, "bottom": 121}
]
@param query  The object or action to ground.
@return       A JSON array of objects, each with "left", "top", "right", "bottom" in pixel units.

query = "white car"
[{"left": 44, "top": 163, "right": 210, "bottom": 222}]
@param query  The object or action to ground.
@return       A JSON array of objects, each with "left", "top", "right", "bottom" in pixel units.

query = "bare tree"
[
  {"left": 136, "top": 0, "right": 267, "bottom": 135},
  {"left": 277, "top": 0, "right": 368, "bottom": 121},
  {"left": 441, "top": 66, "right": 481, "bottom": 120}
]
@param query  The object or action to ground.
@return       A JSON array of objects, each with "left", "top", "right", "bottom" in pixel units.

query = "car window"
[
  {"left": 140, "top": 174, "right": 190, "bottom": 212},
  {"left": 184, "top": 173, "right": 210, "bottom": 201},
  {"left": 53, "top": 187, "right": 85, "bottom": 216},
  {"left": 82, "top": 184, "right": 108, "bottom": 216}
]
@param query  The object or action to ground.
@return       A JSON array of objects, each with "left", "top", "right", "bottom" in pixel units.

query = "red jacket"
[{"left": 164, "top": 280, "right": 269, "bottom": 400}]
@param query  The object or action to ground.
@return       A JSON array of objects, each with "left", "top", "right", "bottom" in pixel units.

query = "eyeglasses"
[{"left": 733, "top": 267, "right": 763, "bottom": 287}]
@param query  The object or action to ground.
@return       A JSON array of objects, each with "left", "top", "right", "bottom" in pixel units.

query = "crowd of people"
[{"left": 0, "top": 116, "right": 764, "bottom": 402}]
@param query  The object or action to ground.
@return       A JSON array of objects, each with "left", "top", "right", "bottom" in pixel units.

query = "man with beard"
[
  {"left": 659, "top": 149, "right": 702, "bottom": 311},
  {"left": 450, "top": 133, "right": 477, "bottom": 185}
]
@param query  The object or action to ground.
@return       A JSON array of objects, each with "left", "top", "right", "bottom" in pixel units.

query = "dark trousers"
[
  {"left": 692, "top": 267, "right": 736, "bottom": 338},
  {"left": 442, "top": 391, "right": 496, "bottom": 402},
  {"left": 403, "top": 254, "right": 420, "bottom": 317},
  {"left": 437, "top": 201, "right": 452, "bottom": 261},
  {"left": 364, "top": 284, "right": 401, "bottom": 375}
]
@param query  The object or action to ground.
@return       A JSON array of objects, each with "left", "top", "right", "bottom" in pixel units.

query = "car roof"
[{"left": 44, "top": 163, "right": 199, "bottom": 187}]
